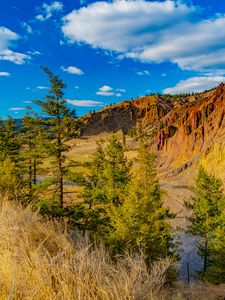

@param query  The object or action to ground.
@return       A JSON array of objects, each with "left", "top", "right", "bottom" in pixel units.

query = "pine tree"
[
  {"left": 185, "top": 166, "right": 225, "bottom": 274},
  {"left": 35, "top": 67, "right": 80, "bottom": 208},
  {"left": 205, "top": 214, "right": 225, "bottom": 284},
  {"left": 20, "top": 107, "right": 46, "bottom": 195},
  {"left": 104, "top": 135, "right": 131, "bottom": 205},
  {"left": 0, "top": 117, "right": 20, "bottom": 163},
  {"left": 0, "top": 118, "right": 24, "bottom": 201},
  {"left": 80, "top": 136, "right": 131, "bottom": 231},
  {"left": 107, "top": 142, "right": 174, "bottom": 261}
]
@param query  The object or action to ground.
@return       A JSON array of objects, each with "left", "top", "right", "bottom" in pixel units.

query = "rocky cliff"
[
  {"left": 80, "top": 95, "right": 173, "bottom": 135},
  {"left": 80, "top": 83, "right": 225, "bottom": 182},
  {"left": 151, "top": 83, "right": 225, "bottom": 181}
]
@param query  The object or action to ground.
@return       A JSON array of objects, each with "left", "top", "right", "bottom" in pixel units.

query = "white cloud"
[
  {"left": 8, "top": 107, "right": 24, "bottom": 111},
  {"left": 62, "top": 0, "right": 225, "bottom": 73},
  {"left": 67, "top": 99, "right": 104, "bottom": 107},
  {"left": 0, "top": 27, "right": 30, "bottom": 64},
  {"left": 36, "top": 1, "right": 63, "bottom": 21},
  {"left": 23, "top": 100, "right": 32, "bottom": 104},
  {"left": 163, "top": 76, "right": 225, "bottom": 94},
  {"left": 116, "top": 89, "right": 126, "bottom": 93},
  {"left": 75, "top": 85, "right": 80, "bottom": 89},
  {"left": 99, "top": 85, "right": 113, "bottom": 92},
  {"left": 136, "top": 70, "right": 150, "bottom": 76},
  {"left": 27, "top": 50, "right": 41, "bottom": 56},
  {"left": 0, "top": 72, "right": 10, "bottom": 77},
  {"left": 21, "top": 22, "right": 32, "bottom": 34},
  {"left": 0, "top": 50, "right": 30, "bottom": 65},
  {"left": 61, "top": 66, "right": 84, "bottom": 75},
  {"left": 96, "top": 91, "right": 114, "bottom": 96},
  {"left": 96, "top": 85, "right": 126, "bottom": 96},
  {"left": 37, "top": 86, "right": 49, "bottom": 90},
  {"left": 0, "top": 26, "right": 19, "bottom": 50}
]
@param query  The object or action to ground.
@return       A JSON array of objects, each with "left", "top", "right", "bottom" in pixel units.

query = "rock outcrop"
[
  {"left": 151, "top": 83, "right": 225, "bottom": 178},
  {"left": 80, "top": 95, "right": 173, "bottom": 135},
  {"left": 80, "top": 83, "right": 225, "bottom": 181}
]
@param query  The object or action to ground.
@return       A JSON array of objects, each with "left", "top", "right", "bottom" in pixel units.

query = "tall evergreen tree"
[
  {"left": 107, "top": 142, "right": 174, "bottom": 261},
  {"left": 0, "top": 118, "right": 24, "bottom": 200},
  {"left": 205, "top": 214, "right": 225, "bottom": 284},
  {"left": 35, "top": 67, "right": 80, "bottom": 208},
  {"left": 80, "top": 136, "right": 131, "bottom": 231},
  {"left": 0, "top": 117, "right": 20, "bottom": 163},
  {"left": 104, "top": 135, "right": 131, "bottom": 205},
  {"left": 185, "top": 166, "right": 225, "bottom": 274},
  {"left": 20, "top": 107, "right": 46, "bottom": 195}
]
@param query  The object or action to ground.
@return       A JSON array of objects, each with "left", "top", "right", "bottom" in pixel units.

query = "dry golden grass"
[
  {"left": 173, "top": 282, "right": 225, "bottom": 300},
  {"left": 0, "top": 200, "right": 224, "bottom": 299},
  {"left": 0, "top": 199, "right": 173, "bottom": 300}
]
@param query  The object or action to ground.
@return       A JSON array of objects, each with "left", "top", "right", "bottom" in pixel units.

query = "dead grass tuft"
[{"left": 0, "top": 200, "right": 172, "bottom": 300}]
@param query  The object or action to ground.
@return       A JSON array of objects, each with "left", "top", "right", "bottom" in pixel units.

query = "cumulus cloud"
[
  {"left": 0, "top": 26, "right": 19, "bottom": 50},
  {"left": 163, "top": 76, "right": 225, "bottom": 94},
  {"left": 0, "top": 72, "right": 10, "bottom": 77},
  {"left": 36, "top": 1, "right": 63, "bottom": 21},
  {"left": 96, "top": 85, "right": 126, "bottom": 96},
  {"left": 99, "top": 85, "right": 113, "bottom": 92},
  {"left": 67, "top": 99, "right": 104, "bottom": 107},
  {"left": 61, "top": 65, "right": 84, "bottom": 75},
  {"left": 62, "top": 0, "right": 225, "bottom": 73},
  {"left": 0, "top": 50, "right": 30, "bottom": 65},
  {"left": 0, "top": 27, "right": 30, "bottom": 64}
]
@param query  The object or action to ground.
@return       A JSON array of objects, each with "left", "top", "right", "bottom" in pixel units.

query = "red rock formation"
[
  {"left": 79, "top": 83, "right": 225, "bottom": 179},
  {"left": 151, "top": 83, "right": 225, "bottom": 169}
]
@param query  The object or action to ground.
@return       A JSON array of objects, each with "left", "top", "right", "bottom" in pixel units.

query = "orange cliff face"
[
  {"left": 151, "top": 83, "right": 225, "bottom": 176},
  {"left": 80, "top": 95, "right": 173, "bottom": 136},
  {"left": 79, "top": 83, "right": 225, "bottom": 182}
]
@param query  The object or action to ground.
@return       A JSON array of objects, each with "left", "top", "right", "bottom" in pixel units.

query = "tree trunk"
[
  {"left": 59, "top": 155, "right": 63, "bottom": 208},
  {"left": 57, "top": 116, "right": 63, "bottom": 208},
  {"left": 33, "top": 158, "right": 37, "bottom": 185},
  {"left": 29, "top": 157, "right": 32, "bottom": 191}
]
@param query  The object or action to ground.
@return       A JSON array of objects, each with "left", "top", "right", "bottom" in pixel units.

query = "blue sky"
[{"left": 1, "top": 0, "right": 225, "bottom": 118}]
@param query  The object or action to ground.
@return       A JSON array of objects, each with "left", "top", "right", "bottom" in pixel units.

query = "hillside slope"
[
  {"left": 80, "top": 95, "right": 173, "bottom": 135},
  {"left": 79, "top": 83, "right": 225, "bottom": 183}
]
